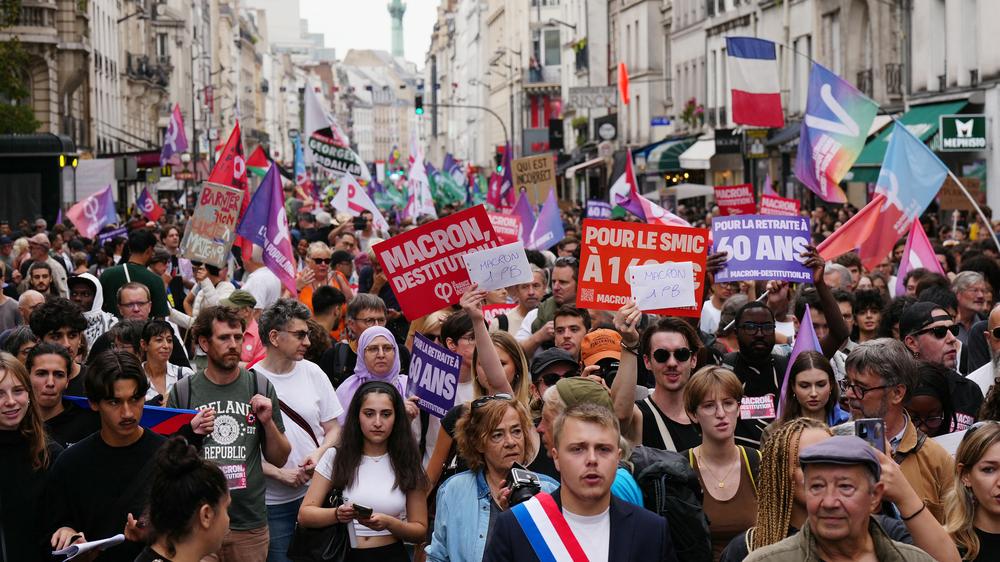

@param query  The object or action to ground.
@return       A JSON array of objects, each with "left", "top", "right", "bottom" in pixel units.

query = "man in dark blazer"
[{"left": 483, "top": 404, "right": 677, "bottom": 562}]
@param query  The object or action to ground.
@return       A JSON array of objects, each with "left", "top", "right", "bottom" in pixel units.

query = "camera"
[
  {"left": 503, "top": 462, "right": 542, "bottom": 506},
  {"left": 597, "top": 357, "right": 620, "bottom": 387}
]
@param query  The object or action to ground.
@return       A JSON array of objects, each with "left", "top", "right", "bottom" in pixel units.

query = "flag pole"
[{"left": 945, "top": 168, "right": 1000, "bottom": 254}]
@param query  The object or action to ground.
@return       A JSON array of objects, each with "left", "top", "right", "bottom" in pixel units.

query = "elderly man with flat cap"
[{"left": 745, "top": 435, "right": 936, "bottom": 562}]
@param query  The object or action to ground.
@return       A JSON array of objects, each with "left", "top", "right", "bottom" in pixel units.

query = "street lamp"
[{"left": 547, "top": 18, "right": 577, "bottom": 31}]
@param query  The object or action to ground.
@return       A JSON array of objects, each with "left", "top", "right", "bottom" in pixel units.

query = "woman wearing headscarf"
[{"left": 335, "top": 325, "right": 417, "bottom": 424}]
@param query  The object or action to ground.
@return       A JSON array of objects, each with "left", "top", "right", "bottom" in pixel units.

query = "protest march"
[{"left": 4, "top": 30, "right": 1000, "bottom": 562}]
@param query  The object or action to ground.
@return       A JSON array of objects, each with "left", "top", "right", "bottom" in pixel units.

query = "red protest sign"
[
  {"left": 577, "top": 219, "right": 709, "bottom": 317},
  {"left": 714, "top": 184, "right": 756, "bottom": 215},
  {"left": 488, "top": 212, "right": 522, "bottom": 245},
  {"left": 482, "top": 303, "right": 517, "bottom": 325},
  {"left": 374, "top": 205, "right": 500, "bottom": 320},
  {"left": 759, "top": 193, "right": 801, "bottom": 216}
]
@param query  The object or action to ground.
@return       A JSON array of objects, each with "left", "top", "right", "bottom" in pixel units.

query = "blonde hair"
[
  {"left": 553, "top": 403, "right": 620, "bottom": 449},
  {"left": 0, "top": 352, "right": 51, "bottom": 470},
  {"left": 683, "top": 365, "right": 743, "bottom": 417},
  {"left": 472, "top": 331, "right": 532, "bottom": 405},
  {"left": 945, "top": 422, "right": 1000, "bottom": 560},
  {"left": 454, "top": 398, "right": 535, "bottom": 472},
  {"left": 307, "top": 241, "right": 331, "bottom": 258}
]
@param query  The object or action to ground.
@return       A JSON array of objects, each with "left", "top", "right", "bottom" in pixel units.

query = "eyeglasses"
[
  {"left": 310, "top": 257, "right": 332, "bottom": 264},
  {"left": 992, "top": 327, "right": 1000, "bottom": 340},
  {"left": 537, "top": 367, "right": 579, "bottom": 388},
  {"left": 912, "top": 324, "right": 959, "bottom": 339},
  {"left": 909, "top": 413, "right": 945, "bottom": 428},
  {"left": 472, "top": 393, "right": 513, "bottom": 410},
  {"left": 355, "top": 316, "right": 386, "bottom": 327},
  {"left": 839, "top": 380, "right": 890, "bottom": 399},
  {"left": 280, "top": 330, "right": 310, "bottom": 340},
  {"left": 697, "top": 399, "right": 740, "bottom": 415},
  {"left": 739, "top": 322, "right": 776, "bottom": 335},
  {"left": 651, "top": 347, "right": 693, "bottom": 363},
  {"left": 364, "top": 344, "right": 395, "bottom": 355},
  {"left": 120, "top": 300, "right": 150, "bottom": 309}
]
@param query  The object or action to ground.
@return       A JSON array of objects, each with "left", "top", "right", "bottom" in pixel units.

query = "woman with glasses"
[
  {"left": 906, "top": 361, "right": 959, "bottom": 438},
  {"left": 336, "top": 325, "right": 417, "bottom": 425},
  {"left": 682, "top": 365, "right": 760, "bottom": 560},
  {"left": 772, "top": 351, "right": 848, "bottom": 429},
  {"left": 945, "top": 421, "right": 1000, "bottom": 561},
  {"left": 299, "top": 381, "right": 428, "bottom": 562},
  {"left": 295, "top": 242, "right": 334, "bottom": 312},
  {"left": 140, "top": 319, "right": 193, "bottom": 406},
  {"left": 424, "top": 395, "right": 557, "bottom": 562}
]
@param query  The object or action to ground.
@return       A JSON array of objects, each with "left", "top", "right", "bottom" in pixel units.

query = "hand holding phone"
[
  {"left": 352, "top": 503, "right": 373, "bottom": 519},
  {"left": 855, "top": 418, "right": 886, "bottom": 454}
]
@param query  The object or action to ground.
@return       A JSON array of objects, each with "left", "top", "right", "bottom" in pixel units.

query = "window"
[
  {"left": 157, "top": 33, "right": 169, "bottom": 57},
  {"left": 543, "top": 29, "right": 560, "bottom": 66},
  {"left": 822, "top": 11, "right": 841, "bottom": 75},
  {"left": 792, "top": 35, "right": 811, "bottom": 114}
]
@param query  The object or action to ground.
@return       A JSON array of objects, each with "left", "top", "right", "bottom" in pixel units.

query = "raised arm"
[
  {"left": 611, "top": 301, "right": 643, "bottom": 447},
  {"left": 460, "top": 284, "right": 513, "bottom": 395},
  {"left": 801, "top": 246, "right": 850, "bottom": 358}
]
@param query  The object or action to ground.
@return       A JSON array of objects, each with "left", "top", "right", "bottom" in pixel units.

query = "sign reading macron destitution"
[
  {"left": 759, "top": 193, "right": 801, "bottom": 216},
  {"left": 374, "top": 205, "right": 500, "bottom": 321},
  {"left": 409, "top": 334, "right": 462, "bottom": 418},
  {"left": 712, "top": 215, "right": 813, "bottom": 283},
  {"left": 715, "top": 184, "right": 756, "bottom": 215},
  {"left": 488, "top": 212, "right": 522, "bottom": 245},
  {"left": 577, "top": 219, "right": 709, "bottom": 318}
]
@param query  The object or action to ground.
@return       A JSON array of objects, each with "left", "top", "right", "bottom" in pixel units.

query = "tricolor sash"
[{"left": 510, "top": 492, "right": 590, "bottom": 562}]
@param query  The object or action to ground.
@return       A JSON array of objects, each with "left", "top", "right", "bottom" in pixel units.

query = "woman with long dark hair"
[
  {"left": 299, "top": 381, "right": 428, "bottom": 562},
  {"left": 0, "top": 351, "right": 62, "bottom": 560},
  {"left": 136, "top": 437, "right": 230, "bottom": 562},
  {"left": 773, "top": 351, "right": 848, "bottom": 428}
]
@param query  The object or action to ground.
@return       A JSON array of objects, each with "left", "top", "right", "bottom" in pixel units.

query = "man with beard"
[
  {"left": 952, "top": 271, "right": 989, "bottom": 345},
  {"left": 899, "top": 302, "right": 982, "bottom": 430},
  {"left": 553, "top": 306, "right": 590, "bottom": 362},
  {"left": 490, "top": 265, "right": 545, "bottom": 335},
  {"left": 68, "top": 273, "right": 118, "bottom": 352},
  {"left": 842, "top": 339, "right": 954, "bottom": 524},
  {"left": 518, "top": 257, "right": 578, "bottom": 356},
  {"left": 20, "top": 233, "right": 69, "bottom": 297},
  {"left": 167, "top": 305, "right": 290, "bottom": 561},
  {"left": 24, "top": 261, "right": 58, "bottom": 297},
  {"left": 967, "top": 303, "right": 1000, "bottom": 397}
]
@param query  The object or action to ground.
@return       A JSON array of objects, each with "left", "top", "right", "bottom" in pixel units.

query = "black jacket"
[{"left": 482, "top": 488, "right": 678, "bottom": 562}]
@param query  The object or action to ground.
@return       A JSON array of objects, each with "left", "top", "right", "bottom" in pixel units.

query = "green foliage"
[{"left": 0, "top": 1, "right": 41, "bottom": 134}]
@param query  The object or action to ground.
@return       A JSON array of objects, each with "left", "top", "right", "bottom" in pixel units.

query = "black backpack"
[{"left": 630, "top": 446, "right": 713, "bottom": 562}]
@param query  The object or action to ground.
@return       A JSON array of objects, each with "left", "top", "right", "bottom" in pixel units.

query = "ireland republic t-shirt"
[{"left": 166, "top": 368, "right": 285, "bottom": 530}]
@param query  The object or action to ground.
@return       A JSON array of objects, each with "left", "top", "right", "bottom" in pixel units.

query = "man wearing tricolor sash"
[{"left": 484, "top": 404, "right": 677, "bottom": 562}]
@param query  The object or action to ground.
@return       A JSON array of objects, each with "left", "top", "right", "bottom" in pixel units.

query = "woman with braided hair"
[{"left": 720, "top": 418, "right": 961, "bottom": 562}]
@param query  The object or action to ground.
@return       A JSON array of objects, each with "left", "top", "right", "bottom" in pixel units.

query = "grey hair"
[
  {"left": 952, "top": 271, "right": 985, "bottom": 294},
  {"left": 346, "top": 293, "right": 386, "bottom": 320},
  {"left": 823, "top": 263, "right": 853, "bottom": 290},
  {"left": 18, "top": 290, "right": 43, "bottom": 306},
  {"left": 258, "top": 298, "right": 312, "bottom": 348},
  {"left": 844, "top": 338, "right": 917, "bottom": 400}
]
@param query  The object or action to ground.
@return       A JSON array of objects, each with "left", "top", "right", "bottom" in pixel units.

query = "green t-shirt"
[
  {"left": 166, "top": 368, "right": 285, "bottom": 530},
  {"left": 99, "top": 262, "right": 171, "bottom": 318}
]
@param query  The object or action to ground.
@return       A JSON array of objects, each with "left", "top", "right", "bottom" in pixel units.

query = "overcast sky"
[{"left": 301, "top": 0, "right": 440, "bottom": 68}]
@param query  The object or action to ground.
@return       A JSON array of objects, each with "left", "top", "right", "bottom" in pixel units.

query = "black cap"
[
  {"left": 331, "top": 249, "right": 353, "bottom": 265},
  {"left": 529, "top": 348, "right": 577, "bottom": 381},
  {"left": 899, "top": 301, "right": 950, "bottom": 338}
]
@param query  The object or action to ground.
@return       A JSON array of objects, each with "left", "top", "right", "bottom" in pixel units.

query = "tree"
[{"left": 0, "top": 0, "right": 41, "bottom": 134}]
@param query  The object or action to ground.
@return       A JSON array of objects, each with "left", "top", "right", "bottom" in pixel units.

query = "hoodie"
[{"left": 72, "top": 273, "right": 118, "bottom": 351}]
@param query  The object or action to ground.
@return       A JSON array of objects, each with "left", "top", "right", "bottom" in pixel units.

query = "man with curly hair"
[{"left": 29, "top": 297, "right": 89, "bottom": 396}]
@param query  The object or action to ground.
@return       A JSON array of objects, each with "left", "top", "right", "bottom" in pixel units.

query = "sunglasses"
[
  {"left": 191, "top": 261, "right": 204, "bottom": 267},
  {"left": 913, "top": 324, "right": 959, "bottom": 339},
  {"left": 739, "top": 322, "right": 776, "bottom": 335},
  {"left": 310, "top": 257, "right": 332, "bottom": 264},
  {"left": 651, "top": 348, "right": 693, "bottom": 363},
  {"left": 537, "top": 367, "right": 580, "bottom": 388},
  {"left": 991, "top": 327, "right": 1000, "bottom": 340},
  {"left": 471, "top": 393, "right": 513, "bottom": 410}
]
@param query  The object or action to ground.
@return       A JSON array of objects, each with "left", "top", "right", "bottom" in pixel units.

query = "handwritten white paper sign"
[
  {"left": 628, "top": 261, "right": 697, "bottom": 311},
  {"left": 462, "top": 241, "right": 533, "bottom": 291}
]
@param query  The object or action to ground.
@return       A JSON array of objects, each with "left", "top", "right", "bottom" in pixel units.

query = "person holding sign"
[{"left": 425, "top": 395, "right": 558, "bottom": 562}]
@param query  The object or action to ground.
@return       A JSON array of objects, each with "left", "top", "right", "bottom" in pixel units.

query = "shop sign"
[
  {"left": 715, "top": 129, "right": 742, "bottom": 154},
  {"left": 939, "top": 115, "right": 987, "bottom": 152},
  {"left": 745, "top": 130, "right": 769, "bottom": 158},
  {"left": 569, "top": 86, "right": 618, "bottom": 109}
]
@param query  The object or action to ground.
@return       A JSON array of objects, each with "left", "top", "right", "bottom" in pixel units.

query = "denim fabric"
[
  {"left": 266, "top": 497, "right": 303, "bottom": 562},
  {"left": 425, "top": 470, "right": 558, "bottom": 562}
]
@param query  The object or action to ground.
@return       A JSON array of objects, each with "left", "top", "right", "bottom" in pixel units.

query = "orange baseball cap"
[{"left": 580, "top": 329, "right": 621, "bottom": 366}]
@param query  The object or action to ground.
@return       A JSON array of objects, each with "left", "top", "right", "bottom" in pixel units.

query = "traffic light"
[
  {"left": 494, "top": 148, "right": 504, "bottom": 172},
  {"left": 415, "top": 95, "right": 424, "bottom": 115}
]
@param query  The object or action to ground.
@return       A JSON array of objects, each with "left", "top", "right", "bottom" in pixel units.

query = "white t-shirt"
[
  {"left": 564, "top": 507, "right": 610, "bottom": 562},
  {"left": 316, "top": 448, "right": 407, "bottom": 537},
  {"left": 256, "top": 360, "right": 344, "bottom": 504},
  {"left": 516, "top": 308, "right": 540, "bottom": 342},
  {"left": 142, "top": 362, "right": 193, "bottom": 402},
  {"left": 699, "top": 300, "right": 723, "bottom": 334},
  {"left": 243, "top": 267, "right": 283, "bottom": 310}
]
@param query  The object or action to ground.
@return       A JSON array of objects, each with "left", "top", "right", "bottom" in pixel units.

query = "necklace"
[
  {"left": 697, "top": 448, "right": 739, "bottom": 489},
  {"left": 365, "top": 453, "right": 388, "bottom": 463}
]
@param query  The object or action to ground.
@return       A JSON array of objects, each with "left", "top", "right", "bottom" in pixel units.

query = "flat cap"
[{"left": 799, "top": 435, "right": 881, "bottom": 480}]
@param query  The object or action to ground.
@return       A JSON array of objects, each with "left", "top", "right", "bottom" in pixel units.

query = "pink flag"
[
  {"left": 160, "top": 103, "right": 188, "bottom": 165},
  {"left": 610, "top": 151, "right": 691, "bottom": 228},
  {"left": 894, "top": 221, "right": 945, "bottom": 297},
  {"left": 67, "top": 185, "right": 117, "bottom": 238},
  {"left": 762, "top": 172, "right": 778, "bottom": 196}
]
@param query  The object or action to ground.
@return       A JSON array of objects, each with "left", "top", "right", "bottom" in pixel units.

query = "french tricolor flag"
[{"left": 726, "top": 37, "right": 784, "bottom": 128}]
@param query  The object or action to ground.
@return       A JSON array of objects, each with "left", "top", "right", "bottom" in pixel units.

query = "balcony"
[
  {"left": 524, "top": 65, "right": 561, "bottom": 87},
  {"left": 856, "top": 68, "right": 873, "bottom": 98},
  {"left": 126, "top": 52, "right": 169, "bottom": 88},
  {"left": 885, "top": 63, "right": 902, "bottom": 97}
]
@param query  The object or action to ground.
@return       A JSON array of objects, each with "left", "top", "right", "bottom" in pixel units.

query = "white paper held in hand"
[
  {"left": 53, "top": 534, "right": 126, "bottom": 560},
  {"left": 628, "top": 261, "right": 697, "bottom": 311},
  {"left": 462, "top": 241, "right": 533, "bottom": 292}
]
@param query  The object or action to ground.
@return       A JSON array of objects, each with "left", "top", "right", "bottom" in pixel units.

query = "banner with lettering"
[
  {"left": 711, "top": 215, "right": 813, "bottom": 282},
  {"left": 374, "top": 205, "right": 500, "bottom": 320},
  {"left": 759, "top": 193, "right": 801, "bottom": 216},
  {"left": 576, "top": 219, "right": 709, "bottom": 317},
  {"left": 488, "top": 212, "right": 523, "bottom": 245},
  {"left": 180, "top": 182, "right": 245, "bottom": 268},
  {"left": 714, "top": 184, "right": 756, "bottom": 215},
  {"left": 409, "top": 333, "right": 462, "bottom": 418}
]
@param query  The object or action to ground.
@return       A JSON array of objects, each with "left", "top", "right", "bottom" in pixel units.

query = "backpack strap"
[
  {"left": 893, "top": 431, "right": 928, "bottom": 465},
  {"left": 643, "top": 396, "right": 677, "bottom": 452},
  {"left": 173, "top": 375, "right": 193, "bottom": 410},
  {"left": 740, "top": 446, "right": 761, "bottom": 496}
]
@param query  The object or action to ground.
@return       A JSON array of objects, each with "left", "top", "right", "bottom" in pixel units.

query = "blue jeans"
[{"left": 266, "top": 497, "right": 303, "bottom": 562}]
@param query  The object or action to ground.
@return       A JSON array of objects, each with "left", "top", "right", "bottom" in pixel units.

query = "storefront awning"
[
  {"left": 678, "top": 138, "right": 716, "bottom": 170},
  {"left": 849, "top": 99, "right": 967, "bottom": 181},
  {"left": 565, "top": 157, "right": 606, "bottom": 180},
  {"left": 766, "top": 120, "right": 802, "bottom": 148},
  {"left": 638, "top": 136, "right": 698, "bottom": 173},
  {"left": 663, "top": 183, "right": 715, "bottom": 200}
]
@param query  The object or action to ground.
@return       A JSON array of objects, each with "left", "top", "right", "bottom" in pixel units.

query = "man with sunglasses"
[
  {"left": 900, "top": 302, "right": 982, "bottom": 431},
  {"left": 518, "top": 256, "right": 578, "bottom": 357},
  {"left": 842, "top": 338, "right": 955, "bottom": 524},
  {"left": 99, "top": 228, "right": 171, "bottom": 319},
  {"left": 968, "top": 303, "right": 1000, "bottom": 397}
]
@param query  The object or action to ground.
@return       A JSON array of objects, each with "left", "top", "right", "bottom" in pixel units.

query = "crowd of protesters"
[{"left": 2, "top": 198, "right": 1000, "bottom": 562}]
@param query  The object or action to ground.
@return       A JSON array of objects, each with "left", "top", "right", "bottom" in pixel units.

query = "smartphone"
[
  {"left": 854, "top": 418, "right": 886, "bottom": 454},
  {"left": 353, "top": 216, "right": 367, "bottom": 231},
  {"left": 352, "top": 503, "right": 373, "bottom": 519}
]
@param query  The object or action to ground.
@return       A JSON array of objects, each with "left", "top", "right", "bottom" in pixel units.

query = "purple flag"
[
  {"left": 512, "top": 191, "right": 536, "bottom": 243},
  {"left": 160, "top": 104, "right": 188, "bottom": 166},
  {"left": 776, "top": 304, "right": 823, "bottom": 420},
  {"left": 527, "top": 189, "right": 565, "bottom": 251},
  {"left": 66, "top": 185, "right": 117, "bottom": 238},
  {"left": 236, "top": 165, "right": 297, "bottom": 294}
]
